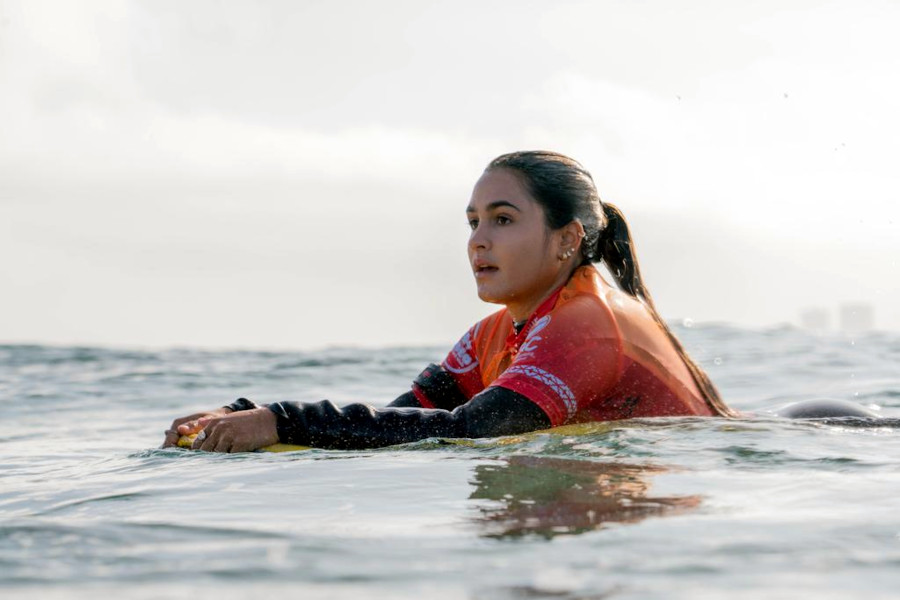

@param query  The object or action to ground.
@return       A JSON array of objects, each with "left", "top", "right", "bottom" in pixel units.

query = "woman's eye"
[
  {"left": 467, "top": 219, "right": 479, "bottom": 230},
  {"left": 496, "top": 215, "right": 511, "bottom": 225}
]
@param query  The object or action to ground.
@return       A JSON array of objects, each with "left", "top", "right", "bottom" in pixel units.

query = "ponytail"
[
  {"left": 595, "top": 204, "right": 738, "bottom": 418},
  {"left": 597, "top": 204, "right": 648, "bottom": 301}
]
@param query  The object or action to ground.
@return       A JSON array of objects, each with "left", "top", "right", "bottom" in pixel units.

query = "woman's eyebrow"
[{"left": 465, "top": 200, "right": 523, "bottom": 213}]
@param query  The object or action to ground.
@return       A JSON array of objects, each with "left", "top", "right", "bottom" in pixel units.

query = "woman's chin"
[{"left": 475, "top": 286, "right": 507, "bottom": 306}]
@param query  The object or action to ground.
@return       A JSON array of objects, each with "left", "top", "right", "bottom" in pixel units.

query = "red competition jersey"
[{"left": 433, "top": 265, "right": 715, "bottom": 427}]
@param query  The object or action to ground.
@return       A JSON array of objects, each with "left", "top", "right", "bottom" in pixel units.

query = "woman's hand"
[
  {"left": 161, "top": 407, "right": 232, "bottom": 448},
  {"left": 189, "top": 408, "right": 280, "bottom": 453}
]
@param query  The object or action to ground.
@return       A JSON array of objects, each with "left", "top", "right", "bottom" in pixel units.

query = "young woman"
[{"left": 161, "top": 151, "right": 745, "bottom": 453}]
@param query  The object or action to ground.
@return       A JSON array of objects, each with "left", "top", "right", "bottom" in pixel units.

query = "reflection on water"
[{"left": 469, "top": 456, "right": 700, "bottom": 539}]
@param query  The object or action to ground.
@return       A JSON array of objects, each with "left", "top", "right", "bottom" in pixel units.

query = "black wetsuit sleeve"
[
  {"left": 385, "top": 363, "right": 469, "bottom": 410},
  {"left": 385, "top": 391, "right": 422, "bottom": 408},
  {"left": 224, "top": 397, "right": 260, "bottom": 412},
  {"left": 267, "top": 387, "right": 551, "bottom": 450}
]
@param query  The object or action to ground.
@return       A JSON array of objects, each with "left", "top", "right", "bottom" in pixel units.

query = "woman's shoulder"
[
  {"left": 567, "top": 266, "right": 677, "bottom": 359},
  {"left": 562, "top": 266, "right": 649, "bottom": 320},
  {"left": 553, "top": 265, "right": 668, "bottom": 347},
  {"left": 555, "top": 266, "right": 618, "bottom": 320}
]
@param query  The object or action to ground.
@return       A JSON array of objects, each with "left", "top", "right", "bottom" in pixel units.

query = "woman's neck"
[{"left": 507, "top": 265, "right": 579, "bottom": 323}]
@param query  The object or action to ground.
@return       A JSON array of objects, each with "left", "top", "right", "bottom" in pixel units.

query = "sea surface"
[{"left": 1, "top": 324, "right": 899, "bottom": 599}]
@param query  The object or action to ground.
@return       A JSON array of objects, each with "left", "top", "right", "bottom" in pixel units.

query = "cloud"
[{"left": 2, "top": 0, "right": 900, "bottom": 348}]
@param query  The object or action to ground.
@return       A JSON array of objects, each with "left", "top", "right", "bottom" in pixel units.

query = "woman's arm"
[
  {"left": 385, "top": 391, "right": 421, "bottom": 408},
  {"left": 386, "top": 363, "right": 471, "bottom": 410},
  {"left": 163, "top": 387, "right": 549, "bottom": 452},
  {"left": 268, "top": 386, "right": 550, "bottom": 450}
]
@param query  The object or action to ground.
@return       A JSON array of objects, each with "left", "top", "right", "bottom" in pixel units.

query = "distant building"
[
  {"left": 800, "top": 308, "right": 830, "bottom": 333},
  {"left": 839, "top": 303, "right": 875, "bottom": 333}
]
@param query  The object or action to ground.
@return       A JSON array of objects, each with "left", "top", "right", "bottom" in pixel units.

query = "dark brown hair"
[{"left": 486, "top": 150, "right": 736, "bottom": 418}]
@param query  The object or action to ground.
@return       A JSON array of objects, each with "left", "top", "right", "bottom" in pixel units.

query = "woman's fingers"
[
  {"left": 186, "top": 408, "right": 279, "bottom": 453},
  {"left": 192, "top": 425, "right": 213, "bottom": 451},
  {"left": 161, "top": 428, "right": 181, "bottom": 448},
  {"left": 179, "top": 416, "right": 213, "bottom": 436},
  {"left": 170, "top": 412, "right": 208, "bottom": 430},
  {"left": 162, "top": 408, "right": 233, "bottom": 447},
  {"left": 192, "top": 419, "right": 231, "bottom": 452},
  {"left": 162, "top": 414, "right": 203, "bottom": 448},
  {"left": 162, "top": 412, "right": 212, "bottom": 447}
]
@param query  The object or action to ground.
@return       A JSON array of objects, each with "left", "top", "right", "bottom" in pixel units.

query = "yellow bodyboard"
[{"left": 177, "top": 434, "right": 309, "bottom": 453}]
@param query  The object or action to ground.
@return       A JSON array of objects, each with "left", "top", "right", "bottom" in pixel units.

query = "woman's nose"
[{"left": 469, "top": 224, "right": 489, "bottom": 251}]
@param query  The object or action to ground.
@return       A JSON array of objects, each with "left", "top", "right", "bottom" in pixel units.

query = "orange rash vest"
[{"left": 432, "top": 265, "right": 715, "bottom": 427}]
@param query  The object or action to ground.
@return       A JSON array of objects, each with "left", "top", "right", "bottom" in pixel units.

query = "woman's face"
[{"left": 467, "top": 168, "right": 571, "bottom": 321}]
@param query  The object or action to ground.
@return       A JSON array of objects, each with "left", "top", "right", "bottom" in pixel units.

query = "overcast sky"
[{"left": 1, "top": 0, "right": 899, "bottom": 350}]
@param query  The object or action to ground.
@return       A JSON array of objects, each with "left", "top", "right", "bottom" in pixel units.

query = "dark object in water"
[
  {"left": 776, "top": 398, "right": 900, "bottom": 427},
  {"left": 776, "top": 398, "right": 879, "bottom": 419}
]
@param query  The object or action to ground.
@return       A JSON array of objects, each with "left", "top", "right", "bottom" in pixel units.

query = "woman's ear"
[{"left": 559, "top": 220, "right": 586, "bottom": 256}]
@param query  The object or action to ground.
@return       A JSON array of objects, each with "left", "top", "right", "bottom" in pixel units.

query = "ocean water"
[{"left": 1, "top": 324, "right": 899, "bottom": 599}]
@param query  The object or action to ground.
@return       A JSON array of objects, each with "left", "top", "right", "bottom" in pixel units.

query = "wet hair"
[{"left": 486, "top": 150, "right": 736, "bottom": 418}]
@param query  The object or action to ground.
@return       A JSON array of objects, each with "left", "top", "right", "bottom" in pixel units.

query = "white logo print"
[
  {"left": 519, "top": 315, "right": 551, "bottom": 355},
  {"left": 445, "top": 329, "right": 479, "bottom": 374},
  {"left": 505, "top": 363, "right": 577, "bottom": 419}
]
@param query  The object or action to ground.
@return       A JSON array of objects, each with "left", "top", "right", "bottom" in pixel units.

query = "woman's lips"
[{"left": 474, "top": 265, "right": 498, "bottom": 278}]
